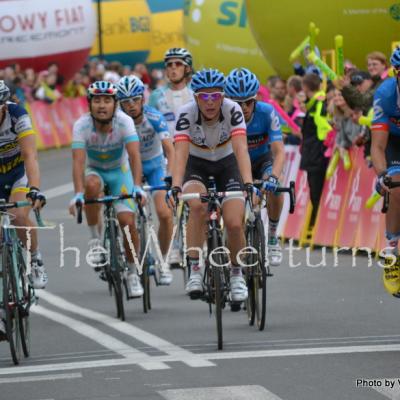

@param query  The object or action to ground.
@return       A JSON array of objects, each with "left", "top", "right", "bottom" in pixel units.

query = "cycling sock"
[
  {"left": 268, "top": 218, "right": 279, "bottom": 238},
  {"left": 89, "top": 225, "right": 100, "bottom": 240},
  {"left": 188, "top": 257, "right": 200, "bottom": 274},
  {"left": 231, "top": 264, "right": 242, "bottom": 277},
  {"left": 386, "top": 239, "right": 399, "bottom": 256}
]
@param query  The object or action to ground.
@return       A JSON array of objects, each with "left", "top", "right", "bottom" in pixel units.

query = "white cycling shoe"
[
  {"left": 127, "top": 273, "right": 144, "bottom": 298},
  {"left": 159, "top": 268, "right": 173, "bottom": 285},
  {"left": 87, "top": 238, "right": 106, "bottom": 269},
  {"left": 230, "top": 275, "right": 248, "bottom": 302},
  {"left": 168, "top": 248, "right": 182, "bottom": 265},
  {"left": 268, "top": 237, "right": 282, "bottom": 267},
  {"left": 30, "top": 258, "right": 48, "bottom": 289},
  {"left": 185, "top": 273, "right": 203, "bottom": 299}
]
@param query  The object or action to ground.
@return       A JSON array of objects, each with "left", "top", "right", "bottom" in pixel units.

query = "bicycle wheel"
[
  {"left": 138, "top": 215, "right": 150, "bottom": 314},
  {"left": 208, "top": 229, "right": 224, "bottom": 350},
  {"left": 109, "top": 220, "right": 125, "bottom": 321},
  {"left": 245, "top": 224, "right": 256, "bottom": 326},
  {"left": 254, "top": 215, "right": 267, "bottom": 331},
  {"left": 16, "top": 245, "right": 30, "bottom": 357},
  {"left": 2, "top": 245, "right": 21, "bottom": 365}
]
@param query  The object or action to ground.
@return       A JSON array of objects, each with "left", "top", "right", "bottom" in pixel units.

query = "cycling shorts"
[
  {"left": 143, "top": 154, "right": 167, "bottom": 192},
  {"left": 0, "top": 163, "right": 28, "bottom": 201},
  {"left": 386, "top": 135, "right": 400, "bottom": 169}
]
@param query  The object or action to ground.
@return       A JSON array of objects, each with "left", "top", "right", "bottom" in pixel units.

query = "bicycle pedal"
[
  {"left": 189, "top": 290, "right": 203, "bottom": 300},
  {"left": 170, "top": 263, "right": 182, "bottom": 270},
  {"left": 267, "top": 272, "right": 274, "bottom": 277}
]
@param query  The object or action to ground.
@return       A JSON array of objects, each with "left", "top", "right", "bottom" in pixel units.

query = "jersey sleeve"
[
  {"left": 229, "top": 102, "right": 247, "bottom": 137},
  {"left": 9, "top": 104, "right": 35, "bottom": 139},
  {"left": 71, "top": 118, "right": 87, "bottom": 149},
  {"left": 268, "top": 107, "right": 283, "bottom": 143},
  {"left": 371, "top": 88, "right": 390, "bottom": 133},
  {"left": 174, "top": 104, "right": 192, "bottom": 143},
  {"left": 120, "top": 113, "right": 139, "bottom": 144},
  {"left": 147, "top": 109, "right": 171, "bottom": 140}
]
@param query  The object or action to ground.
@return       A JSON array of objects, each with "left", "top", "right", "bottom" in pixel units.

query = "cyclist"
[
  {"left": 225, "top": 68, "right": 285, "bottom": 266},
  {"left": 148, "top": 48, "right": 194, "bottom": 133},
  {"left": 149, "top": 48, "right": 194, "bottom": 265},
  {"left": 371, "top": 47, "right": 400, "bottom": 296},
  {"left": 167, "top": 68, "right": 253, "bottom": 302},
  {"left": 117, "top": 75, "right": 175, "bottom": 285},
  {"left": 0, "top": 81, "right": 47, "bottom": 337},
  {"left": 69, "top": 81, "right": 145, "bottom": 298}
]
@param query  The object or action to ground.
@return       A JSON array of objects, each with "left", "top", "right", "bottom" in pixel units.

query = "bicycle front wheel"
[
  {"left": 138, "top": 215, "right": 151, "bottom": 314},
  {"left": 17, "top": 246, "right": 30, "bottom": 357},
  {"left": 2, "top": 246, "right": 21, "bottom": 365}
]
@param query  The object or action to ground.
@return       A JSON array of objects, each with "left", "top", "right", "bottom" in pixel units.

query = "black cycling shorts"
[
  {"left": 386, "top": 135, "right": 400, "bottom": 169},
  {"left": 251, "top": 153, "right": 273, "bottom": 180},
  {"left": 183, "top": 153, "right": 243, "bottom": 192}
]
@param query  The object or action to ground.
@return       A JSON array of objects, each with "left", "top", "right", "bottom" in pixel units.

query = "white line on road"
[
  {"left": 39, "top": 291, "right": 214, "bottom": 368},
  {"left": 43, "top": 183, "right": 73, "bottom": 200},
  {"left": 32, "top": 305, "right": 169, "bottom": 371},
  {"left": 0, "top": 372, "right": 82, "bottom": 384},
  {"left": 1, "top": 343, "right": 400, "bottom": 377},
  {"left": 159, "top": 385, "right": 284, "bottom": 400}
]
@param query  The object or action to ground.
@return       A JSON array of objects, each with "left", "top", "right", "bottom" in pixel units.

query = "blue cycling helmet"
[
  {"left": 390, "top": 46, "right": 400, "bottom": 68},
  {"left": 0, "top": 80, "right": 10, "bottom": 105},
  {"left": 116, "top": 76, "right": 145, "bottom": 100},
  {"left": 224, "top": 68, "right": 260, "bottom": 99},
  {"left": 191, "top": 68, "right": 225, "bottom": 92},
  {"left": 87, "top": 80, "right": 117, "bottom": 101}
]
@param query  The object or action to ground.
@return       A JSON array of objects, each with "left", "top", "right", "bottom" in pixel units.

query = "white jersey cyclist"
[
  {"left": 149, "top": 47, "right": 194, "bottom": 133},
  {"left": 174, "top": 98, "right": 247, "bottom": 162}
]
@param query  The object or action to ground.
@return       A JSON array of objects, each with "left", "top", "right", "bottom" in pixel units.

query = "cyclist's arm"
[
  {"left": 269, "top": 140, "right": 285, "bottom": 179},
  {"left": 72, "top": 148, "right": 86, "bottom": 193},
  {"left": 19, "top": 134, "right": 40, "bottom": 189},
  {"left": 171, "top": 141, "right": 189, "bottom": 188},
  {"left": 162, "top": 137, "right": 175, "bottom": 175},
  {"left": 232, "top": 134, "right": 252, "bottom": 184},
  {"left": 125, "top": 141, "right": 143, "bottom": 187},
  {"left": 371, "top": 129, "right": 388, "bottom": 175}
]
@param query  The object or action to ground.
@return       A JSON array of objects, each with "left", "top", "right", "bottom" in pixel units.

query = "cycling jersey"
[
  {"left": 72, "top": 110, "right": 139, "bottom": 170},
  {"left": 372, "top": 78, "right": 400, "bottom": 136},
  {"left": 0, "top": 102, "right": 35, "bottom": 174},
  {"left": 136, "top": 105, "right": 170, "bottom": 161},
  {"left": 174, "top": 99, "right": 247, "bottom": 162},
  {"left": 148, "top": 85, "right": 193, "bottom": 133},
  {"left": 246, "top": 101, "right": 282, "bottom": 162}
]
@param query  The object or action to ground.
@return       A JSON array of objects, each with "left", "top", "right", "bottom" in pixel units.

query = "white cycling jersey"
[
  {"left": 72, "top": 110, "right": 139, "bottom": 170},
  {"left": 174, "top": 98, "right": 246, "bottom": 162}
]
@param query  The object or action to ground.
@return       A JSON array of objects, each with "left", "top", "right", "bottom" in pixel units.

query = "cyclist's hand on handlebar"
[
  {"left": 26, "top": 186, "right": 46, "bottom": 210},
  {"left": 262, "top": 174, "right": 279, "bottom": 193},
  {"left": 376, "top": 171, "right": 390, "bottom": 195},
  {"left": 166, "top": 186, "right": 181, "bottom": 208},
  {"left": 133, "top": 186, "right": 147, "bottom": 206},
  {"left": 244, "top": 182, "right": 259, "bottom": 206},
  {"left": 69, "top": 192, "right": 84, "bottom": 216}
]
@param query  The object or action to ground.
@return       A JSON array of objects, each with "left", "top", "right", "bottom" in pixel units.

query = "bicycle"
[
  {"left": 0, "top": 200, "right": 42, "bottom": 365},
  {"left": 243, "top": 180, "right": 296, "bottom": 331},
  {"left": 178, "top": 177, "right": 244, "bottom": 350},
  {"left": 76, "top": 190, "right": 134, "bottom": 321}
]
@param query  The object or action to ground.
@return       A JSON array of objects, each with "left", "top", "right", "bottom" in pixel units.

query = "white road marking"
[
  {"left": 32, "top": 305, "right": 169, "bottom": 371},
  {"left": 1, "top": 343, "right": 400, "bottom": 377},
  {"left": 159, "top": 385, "right": 284, "bottom": 400},
  {"left": 43, "top": 183, "right": 73, "bottom": 200},
  {"left": 0, "top": 372, "right": 82, "bottom": 384},
  {"left": 39, "top": 291, "right": 214, "bottom": 368},
  {"left": 371, "top": 379, "right": 400, "bottom": 399}
]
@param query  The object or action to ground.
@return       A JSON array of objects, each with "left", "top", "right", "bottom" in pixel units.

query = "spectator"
[
  {"left": 366, "top": 51, "right": 388, "bottom": 88},
  {"left": 64, "top": 72, "right": 87, "bottom": 98},
  {"left": 48, "top": 62, "right": 64, "bottom": 87},
  {"left": 268, "top": 76, "right": 287, "bottom": 108},
  {"left": 299, "top": 73, "right": 329, "bottom": 230},
  {"left": 35, "top": 71, "right": 62, "bottom": 103}
]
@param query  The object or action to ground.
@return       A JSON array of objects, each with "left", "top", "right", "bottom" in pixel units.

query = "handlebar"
[
  {"left": 253, "top": 180, "right": 296, "bottom": 214},
  {"left": 0, "top": 199, "right": 45, "bottom": 227}
]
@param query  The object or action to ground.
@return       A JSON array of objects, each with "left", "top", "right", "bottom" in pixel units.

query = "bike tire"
[
  {"left": 254, "top": 215, "right": 267, "bottom": 331},
  {"left": 109, "top": 220, "right": 125, "bottom": 321},
  {"left": 17, "top": 246, "right": 30, "bottom": 357},
  {"left": 245, "top": 225, "right": 256, "bottom": 326},
  {"left": 2, "top": 246, "right": 21, "bottom": 365},
  {"left": 209, "top": 230, "right": 224, "bottom": 350},
  {"left": 138, "top": 215, "right": 150, "bottom": 314}
]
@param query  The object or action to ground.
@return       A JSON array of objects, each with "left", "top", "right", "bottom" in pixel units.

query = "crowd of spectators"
[{"left": 0, "top": 59, "right": 167, "bottom": 108}]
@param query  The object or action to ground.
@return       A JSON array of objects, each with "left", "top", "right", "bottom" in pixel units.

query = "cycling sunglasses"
[
  {"left": 119, "top": 96, "right": 143, "bottom": 104},
  {"left": 166, "top": 60, "right": 185, "bottom": 68},
  {"left": 235, "top": 97, "right": 256, "bottom": 107},
  {"left": 195, "top": 92, "right": 224, "bottom": 102}
]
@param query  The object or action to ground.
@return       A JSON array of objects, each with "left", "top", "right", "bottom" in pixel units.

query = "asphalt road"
[{"left": 0, "top": 148, "right": 399, "bottom": 400}]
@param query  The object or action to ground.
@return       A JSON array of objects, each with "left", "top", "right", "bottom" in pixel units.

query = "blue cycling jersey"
[
  {"left": 372, "top": 78, "right": 400, "bottom": 136},
  {"left": 246, "top": 101, "right": 283, "bottom": 161}
]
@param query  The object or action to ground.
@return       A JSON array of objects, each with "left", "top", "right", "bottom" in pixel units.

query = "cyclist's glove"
[
  {"left": 244, "top": 182, "right": 254, "bottom": 198},
  {"left": 133, "top": 186, "right": 146, "bottom": 201},
  {"left": 70, "top": 192, "right": 84, "bottom": 207},
  {"left": 375, "top": 170, "right": 388, "bottom": 195},
  {"left": 262, "top": 175, "right": 279, "bottom": 193},
  {"left": 26, "top": 186, "right": 47, "bottom": 207}
]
